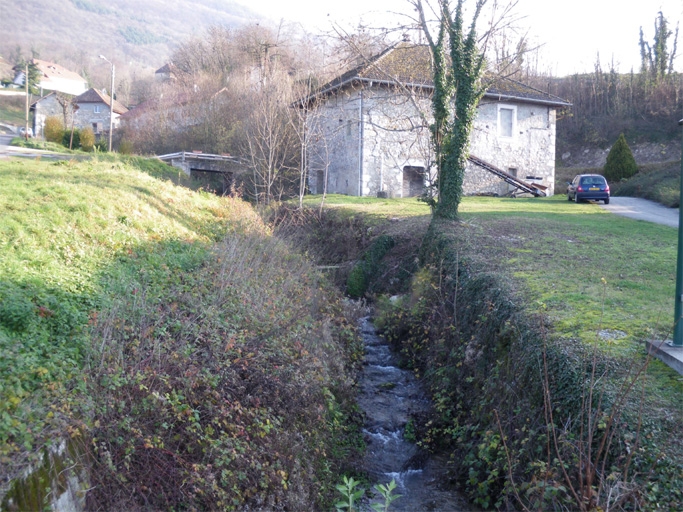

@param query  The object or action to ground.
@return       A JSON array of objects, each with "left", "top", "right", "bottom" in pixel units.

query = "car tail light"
[
  {"left": 577, "top": 186, "right": 584, "bottom": 192},
  {"left": 605, "top": 185, "right": 610, "bottom": 193}
]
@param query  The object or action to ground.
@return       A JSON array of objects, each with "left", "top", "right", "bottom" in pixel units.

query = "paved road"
[
  {"left": 600, "top": 196, "right": 679, "bottom": 228},
  {"left": 0, "top": 134, "right": 77, "bottom": 160}
]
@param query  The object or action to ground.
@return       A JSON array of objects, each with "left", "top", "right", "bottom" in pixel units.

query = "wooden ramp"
[{"left": 468, "top": 155, "right": 547, "bottom": 197}]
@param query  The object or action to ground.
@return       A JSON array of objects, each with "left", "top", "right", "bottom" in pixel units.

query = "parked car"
[
  {"left": 19, "top": 127, "right": 33, "bottom": 138},
  {"left": 567, "top": 174, "right": 610, "bottom": 204}
]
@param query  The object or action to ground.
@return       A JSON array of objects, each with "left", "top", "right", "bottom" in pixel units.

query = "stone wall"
[
  {"left": 306, "top": 89, "right": 361, "bottom": 196},
  {"left": 307, "top": 86, "right": 558, "bottom": 197},
  {"left": 467, "top": 101, "right": 557, "bottom": 196},
  {"left": 33, "top": 95, "right": 71, "bottom": 139}
]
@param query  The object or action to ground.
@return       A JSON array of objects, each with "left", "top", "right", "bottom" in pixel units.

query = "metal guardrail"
[{"left": 157, "top": 151, "right": 245, "bottom": 164}]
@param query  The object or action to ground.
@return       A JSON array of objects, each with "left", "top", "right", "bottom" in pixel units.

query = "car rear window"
[{"left": 580, "top": 176, "right": 606, "bottom": 186}]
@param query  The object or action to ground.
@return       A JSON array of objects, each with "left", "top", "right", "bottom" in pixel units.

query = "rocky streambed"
[{"left": 357, "top": 317, "right": 473, "bottom": 511}]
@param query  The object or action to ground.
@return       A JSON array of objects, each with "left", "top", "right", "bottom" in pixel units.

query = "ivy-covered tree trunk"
[
  {"left": 415, "top": 0, "right": 488, "bottom": 219},
  {"left": 416, "top": 2, "right": 451, "bottom": 211},
  {"left": 433, "top": 0, "right": 487, "bottom": 220}
]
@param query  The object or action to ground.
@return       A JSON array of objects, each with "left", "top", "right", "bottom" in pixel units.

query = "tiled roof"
[
  {"left": 33, "top": 59, "right": 87, "bottom": 84},
  {"left": 75, "top": 88, "right": 129, "bottom": 115},
  {"left": 306, "top": 43, "right": 570, "bottom": 108},
  {"left": 155, "top": 63, "right": 178, "bottom": 77},
  {"left": 30, "top": 91, "right": 58, "bottom": 108}
]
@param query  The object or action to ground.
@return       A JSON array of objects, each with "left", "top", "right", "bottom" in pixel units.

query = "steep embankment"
[
  {"left": 0, "top": 157, "right": 363, "bottom": 510},
  {"left": 381, "top": 216, "right": 683, "bottom": 511},
  {"left": 284, "top": 196, "right": 683, "bottom": 511}
]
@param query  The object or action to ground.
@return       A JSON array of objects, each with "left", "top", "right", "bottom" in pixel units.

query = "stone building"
[
  {"left": 30, "top": 93, "right": 74, "bottom": 138},
  {"left": 31, "top": 88, "right": 128, "bottom": 140},
  {"left": 73, "top": 88, "right": 128, "bottom": 139},
  {"left": 299, "top": 43, "right": 570, "bottom": 198}
]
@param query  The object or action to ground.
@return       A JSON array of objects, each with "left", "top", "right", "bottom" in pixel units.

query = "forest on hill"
[{"left": 0, "top": 0, "right": 261, "bottom": 90}]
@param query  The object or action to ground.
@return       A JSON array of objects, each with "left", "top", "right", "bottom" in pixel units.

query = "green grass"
[
  {"left": 300, "top": 194, "right": 432, "bottom": 221},
  {"left": 611, "top": 160, "right": 682, "bottom": 207},
  {"left": 8, "top": 137, "right": 80, "bottom": 153},
  {"left": 458, "top": 195, "right": 676, "bottom": 346},
  {"left": 317, "top": 193, "right": 677, "bottom": 348},
  {"left": 0, "top": 156, "right": 364, "bottom": 510},
  {"left": 0, "top": 95, "right": 27, "bottom": 126},
  {"left": 0, "top": 156, "right": 248, "bottom": 460}
]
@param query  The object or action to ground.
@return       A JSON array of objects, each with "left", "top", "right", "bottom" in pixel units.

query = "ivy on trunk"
[{"left": 416, "top": 0, "right": 488, "bottom": 220}]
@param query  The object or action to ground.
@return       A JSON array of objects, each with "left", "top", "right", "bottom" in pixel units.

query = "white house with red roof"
[{"left": 14, "top": 59, "right": 88, "bottom": 96}]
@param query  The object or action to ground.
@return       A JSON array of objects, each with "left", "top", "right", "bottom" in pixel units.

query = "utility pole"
[
  {"left": 99, "top": 55, "right": 115, "bottom": 152},
  {"left": 24, "top": 62, "right": 29, "bottom": 140}
]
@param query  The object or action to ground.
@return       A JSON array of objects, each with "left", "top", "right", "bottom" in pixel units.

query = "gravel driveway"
[{"left": 600, "top": 196, "right": 679, "bottom": 228}]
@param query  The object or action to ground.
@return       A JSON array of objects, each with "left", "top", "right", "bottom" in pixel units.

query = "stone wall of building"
[
  {"left": 33, "top": 94, "right": 71, "bottom": 139},
  {"left": 306, "top": 88, "right": 361, "bottom": 196},
  {"left": 360, "top": 87, "right": 433, "bottom": 198},
  {"left": 467, "top": 101, "right": 557, "bottom": 196},
  {"left": 306, "top": 86, "right": 558, "bottom": 198},
  {"left": 74, "top": 103, "right": 120, "bottom": 137}
]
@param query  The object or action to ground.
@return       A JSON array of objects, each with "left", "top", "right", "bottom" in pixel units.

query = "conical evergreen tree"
[{"left": 603, "top": 133, "right": 638, "bottom": 182}]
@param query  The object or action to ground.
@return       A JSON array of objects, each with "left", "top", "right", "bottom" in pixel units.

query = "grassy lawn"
[
  {"left": 0, "top": 95, "right": 27, "bottom": 127},
  {"left": 300, "top": 194, "right": 432, "bottom": 220},
  {"left": 311, "top": 192, "right": 683, "bottom": 414},
  {"left": 1, "top": 156, "right": 364, "bottom": 510},
  {"left": 308, "top": 193, "right": 678, "bottom": 349},
  {"left": 459, "top": 195, "right": 677, "bottom": 347}
]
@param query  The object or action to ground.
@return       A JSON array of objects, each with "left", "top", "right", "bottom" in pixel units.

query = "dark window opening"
[
  {"left": 316, "top": 170, "right": 326, "bottom": 194},
  {"left": 402, "top": 166, "right": 425, "bottom": 197}
]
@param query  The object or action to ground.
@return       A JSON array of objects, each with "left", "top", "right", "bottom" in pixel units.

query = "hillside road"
[
  {"left": 600, "top": 197, "right": 679, "bottom": 228},
  {"left": 0, "top": 135, "right": 79, "bottom": 161}
]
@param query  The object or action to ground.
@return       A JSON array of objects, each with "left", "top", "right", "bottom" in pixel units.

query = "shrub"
[
  {"left": 118, "top": 139, "right": 133, "bottom": 155},
  {"left": 79, "top": 127, "right": 95, "bottom": 151},
  {"left": 346, "top": 234, "right": 395, "bottom": 298},
  {"left": 62, "top": 128, "right": 80, "bottom": 149},
  {"left": 43, "top": 116, "right": 64, "bottom": 143},
  {"left": 603, "top": 133, "right": 638, "bottom": 182}
]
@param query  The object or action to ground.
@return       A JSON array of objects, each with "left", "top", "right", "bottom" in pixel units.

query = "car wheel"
[
  {"left": 604, "top": 197, "right": 610, "bottom": 205},
  {"left": 574, "top": 194, "right": 580, "bottom": 203}
]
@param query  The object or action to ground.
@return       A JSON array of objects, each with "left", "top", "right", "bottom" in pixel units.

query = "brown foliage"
[{"left": 43, "top": 116, "right": 64, "bottom": 143}]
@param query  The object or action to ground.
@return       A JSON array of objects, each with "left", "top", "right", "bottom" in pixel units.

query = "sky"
[{"left": 240, "top": 0, "right": 683, "bottom": 76}]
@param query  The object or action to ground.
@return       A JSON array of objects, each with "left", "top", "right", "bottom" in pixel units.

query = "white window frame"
[
  {"left": 497, "top": 104, "right": 517, "bottom": 139},
  {"left": 94, "top": 105, "right": 101, "bottom": 114}
]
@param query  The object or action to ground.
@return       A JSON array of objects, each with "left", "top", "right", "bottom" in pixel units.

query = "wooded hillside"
[{"left": 1, "top": 0, "right": 260, "bottom": 88}]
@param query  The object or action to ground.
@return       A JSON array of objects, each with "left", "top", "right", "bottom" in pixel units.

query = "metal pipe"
[
  {"left": 673, "top": 119, "right": 683, "bottom": 346},
  {"left": 358, "top": 89, "right": 364, "bottom": 196}
]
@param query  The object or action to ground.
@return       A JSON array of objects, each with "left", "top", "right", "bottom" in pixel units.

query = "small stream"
[{"left": 358, "top": 317, "right": 473, "bottom": 511}]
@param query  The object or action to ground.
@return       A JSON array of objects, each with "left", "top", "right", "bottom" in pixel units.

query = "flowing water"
[{"left": 358, "top": 317, "right": 474, "bottom": 511}]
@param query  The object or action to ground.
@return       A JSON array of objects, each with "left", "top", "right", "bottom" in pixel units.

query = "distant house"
[
  {"left": 14, "top": 59, "right": 88, "bottom": 96},
  {"left": 299, "top": 43, "right": 570, "bottom": 198},
  {"left": 30, "top": 93, "right": 77, "bottom": 138},
  {"left": 73, "top": 88, "right": 128, "bottom": 139},
  {"left": 31, "top": 88, "right": 128, "bottom": 140},
  {"left": 155, "top": 63, "right": 177, "bottom": 83}
]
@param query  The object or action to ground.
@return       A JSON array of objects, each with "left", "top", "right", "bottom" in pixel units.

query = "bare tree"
[{"left": 243, "top": 68, "right": 299, "bottom": 204}]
